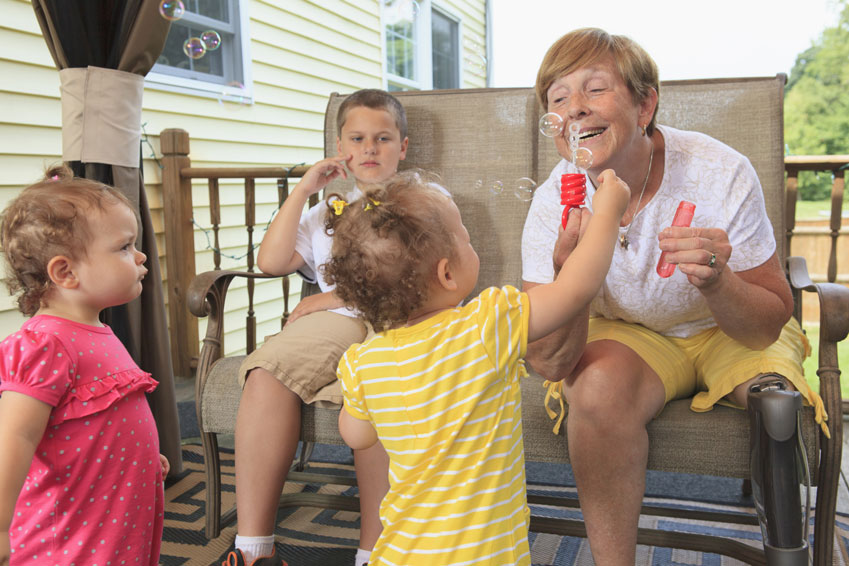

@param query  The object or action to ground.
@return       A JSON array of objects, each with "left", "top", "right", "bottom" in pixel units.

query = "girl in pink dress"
[{"left": 0, "top": 166, "right": 169, "bottom": 566}]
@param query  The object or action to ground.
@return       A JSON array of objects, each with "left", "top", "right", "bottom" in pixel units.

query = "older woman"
[{"left": 521, "top": 28, "right": 823, "bottom": 565}]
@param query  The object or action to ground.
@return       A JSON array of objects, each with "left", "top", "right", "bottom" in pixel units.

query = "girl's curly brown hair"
[
  {"left": 322, "top": 171, "right": 455, "bottom": 331},
  {"left": 0, "top": 165, "right": 133, "bottom": 316}
]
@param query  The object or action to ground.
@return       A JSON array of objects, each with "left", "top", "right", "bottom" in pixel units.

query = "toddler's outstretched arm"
[
  {"left": 256, "top": 155, "right": 350, "bottom": 276},
  {"left": 527, "top": 169, "right": 630, "bottom": 342},
  {"left": 0, "top": 392, "right": 51, "bottom": 566}
]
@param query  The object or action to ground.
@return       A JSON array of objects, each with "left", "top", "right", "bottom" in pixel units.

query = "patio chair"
[{"left": 188, "top": 75, "right": 848, "bottom": 565}]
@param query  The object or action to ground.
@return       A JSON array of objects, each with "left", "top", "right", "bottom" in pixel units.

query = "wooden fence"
[
  {"left": 160, "top": 128, "right": 848, "bottom": 377},
  {"left": 784, "top": 156, "right": 848, "bottom": 325}
]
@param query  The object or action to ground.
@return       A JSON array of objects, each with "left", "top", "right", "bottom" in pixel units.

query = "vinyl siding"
[{"left": 0, "top": 0, "right": 488, "bottom": 361}]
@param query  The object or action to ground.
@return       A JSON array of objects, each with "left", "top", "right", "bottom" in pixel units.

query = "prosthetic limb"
[{"left": 747, "top": 373, "right": 810, "bottom": 566}]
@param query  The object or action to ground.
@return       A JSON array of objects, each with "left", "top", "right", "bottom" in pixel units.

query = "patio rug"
[{"left": 161, "top": 444, "right": 849, "bottom": 566}]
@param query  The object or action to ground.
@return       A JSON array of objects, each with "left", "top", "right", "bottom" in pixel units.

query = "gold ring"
[{"left": 708, "top": 253, "right": 717, "bottom": 268}]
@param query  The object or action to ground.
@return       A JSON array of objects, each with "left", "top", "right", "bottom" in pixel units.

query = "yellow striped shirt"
[{"left": 339, "top": 286, "right": 531, "bottom": 566}]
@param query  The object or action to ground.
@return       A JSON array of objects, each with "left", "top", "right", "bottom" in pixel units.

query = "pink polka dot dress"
[{"left": 0, "top": 315, "right": 164, "bottom": 566}]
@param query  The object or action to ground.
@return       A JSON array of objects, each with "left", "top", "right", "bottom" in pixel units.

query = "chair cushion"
[
  {"left": 521, "top": 372, "right": 819, "bottom": 480},
  {"left": 200, "top": 355, "right": 244, "bottom": 434},
  {"left": 200, "top": 356, "right": 819, "bottom": 481}
]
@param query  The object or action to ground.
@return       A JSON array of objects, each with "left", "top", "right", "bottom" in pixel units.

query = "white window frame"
[
  {"left": 381, "top": 0, "right": 463, "bottom": 91},
  {"left": 145, "top": 0, "right": 253, "bottom": 103}
]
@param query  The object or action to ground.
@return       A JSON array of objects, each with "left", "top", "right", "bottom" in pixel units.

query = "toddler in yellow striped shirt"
[{"left": 323, "top": 169, "right": 629, "bottom": 565}]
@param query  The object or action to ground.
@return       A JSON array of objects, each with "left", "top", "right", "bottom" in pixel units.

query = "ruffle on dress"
[{"left": 50, "top": 368, "right": 158, "bottom": 426}]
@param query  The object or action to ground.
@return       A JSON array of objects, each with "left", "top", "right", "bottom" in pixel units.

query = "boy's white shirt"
[{"left": 294, "top": 185, "right": 362, "bottom": 318}]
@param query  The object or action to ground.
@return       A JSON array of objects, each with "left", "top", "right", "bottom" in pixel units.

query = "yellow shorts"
[{"left": 584, "top": 316, "right": 826, "bottom": 431}]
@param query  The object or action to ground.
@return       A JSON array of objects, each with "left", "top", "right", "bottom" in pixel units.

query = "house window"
[
  {"left": 383, "top": 0, "right": 461, "bottom": 91},
  {"left": 431, "top": 9, "right": 459, "bottom": 89},
  {"left": 147, "top": 0, "right": 252, "bottom": 101}
]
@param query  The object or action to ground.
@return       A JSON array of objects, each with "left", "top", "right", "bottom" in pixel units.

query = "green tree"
[{"left": 784, "top": 0, "right": 849, "bottom": 200}]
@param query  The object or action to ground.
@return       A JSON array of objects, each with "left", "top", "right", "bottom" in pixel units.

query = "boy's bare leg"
[
  {"left": 235, "top": 368, "right": 302, "bottom": 535},
  {"left": 353, "top": 441, "right": 390, "bottom": 550}
]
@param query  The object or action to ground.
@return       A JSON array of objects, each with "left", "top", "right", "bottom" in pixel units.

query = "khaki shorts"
[
  {"left": 585, "top": 316, "right": 826, "bottom": 428},
  {"left": 238, "top": 310, "right": 367, "bottom": 406}
]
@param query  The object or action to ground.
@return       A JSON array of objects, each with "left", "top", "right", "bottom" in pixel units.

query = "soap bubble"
[
  {"left": 539, "top": 113, "right": 563, "bottom": 138},
  {"left": 573, "top": 147, "right": 593, "bottom": 170},
  {"left": 475, "top": 178, "right": 503, "bottom": 195},
  {"left": 383, "top": 0, "right": 419, "bottom": 23},
  {"left": 464, "top": 39, "right": 487, "bottom": 73},
  {"left": 201, "top": 30, "right": 222, "bottom": 51},
  {"left": 514, "top": 178, "right": 536, "bottom": 202},
  {"left": 218, "top": 81, "right": 250, "bottom": 106},
  {"left": 159, "top": 0, "right": 184, "bottom": 21},
  {"left": 183, "top": 37, "right": 207, "bottom": 60},
  {"left": 568, "top": 122, "right": 581, "bottom": 154},
  {"left": 183, "top": 38, "right": 206, "bottom": 60}
]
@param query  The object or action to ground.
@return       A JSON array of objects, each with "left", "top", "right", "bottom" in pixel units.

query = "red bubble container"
[
  {"left": 656, "top": 200, "right": 696, "bottom": 278},
  {"left": 560, "top": 173, "right": 586, "bottom": 229}
]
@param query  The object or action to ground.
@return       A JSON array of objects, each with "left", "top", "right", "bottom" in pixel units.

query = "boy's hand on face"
[{"left": 300, "top": 154, "right": 351, "bottom": 195}]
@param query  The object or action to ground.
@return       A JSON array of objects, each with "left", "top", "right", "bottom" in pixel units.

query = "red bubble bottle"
[
  {"left": 560, "top": 173, "right": 586, "bottom": 229},
  {"left": 656, "top": 201, "right": 696, "bottom": 278}
]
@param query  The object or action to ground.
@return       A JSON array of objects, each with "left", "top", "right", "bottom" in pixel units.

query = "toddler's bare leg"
[
  {"left": 235, "top": 368, "right": 302, "bottom": 535},
  {"left": 354, "top": 441, "right": 390, "bottom": 550}
]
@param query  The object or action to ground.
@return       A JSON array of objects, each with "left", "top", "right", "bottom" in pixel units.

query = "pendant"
[{"left": 619, "top": 234, "right": 629, "bottom": 249}]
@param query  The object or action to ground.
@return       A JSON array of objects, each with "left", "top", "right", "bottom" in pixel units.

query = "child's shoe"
[{"left": 220, "top": 547, "right": 288, "bottom": 566}]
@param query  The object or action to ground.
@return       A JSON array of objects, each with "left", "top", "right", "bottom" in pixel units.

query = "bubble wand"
[{"left": 560, "top": 123, "right": 593, "bottom": 229}]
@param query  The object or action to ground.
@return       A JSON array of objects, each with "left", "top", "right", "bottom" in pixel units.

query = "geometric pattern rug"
[{"left": 162, "top": 444, "right": 849, "bottom": 565}]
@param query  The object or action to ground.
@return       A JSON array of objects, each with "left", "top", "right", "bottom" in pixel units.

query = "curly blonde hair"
[
  {"left": 0, "top": 165, "right": 133, "bottom": 316},
  {"left": 322, "top": 171, "right": 454, "bottom": 331}
]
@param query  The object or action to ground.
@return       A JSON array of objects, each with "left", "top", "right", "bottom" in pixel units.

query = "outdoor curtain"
[{"left": 32, "top": 0, "right": 182, "bottom": 474}]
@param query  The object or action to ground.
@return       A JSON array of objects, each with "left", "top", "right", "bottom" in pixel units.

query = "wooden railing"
[
  {"left": 785, "top": 155, "right": 848, "bottom": 284},
  {"left": 160, "top": 129, "right": 310, "bottom": 376},
  {"left": 159, "top": 127, "right": 848, "bottom": 377}
]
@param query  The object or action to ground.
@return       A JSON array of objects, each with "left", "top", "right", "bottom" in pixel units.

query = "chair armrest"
[
  {"left": 787, "top": 256, "right": 848, "bottom": 439},
  {"left": 787, "top": 256, "right": 849, "bottom": 344},
  {"left": 188, "top": 269, "right": 284, "bottom": 389},
  {"left": 188, "top": 269, "right": 281, "bottom": 319}
]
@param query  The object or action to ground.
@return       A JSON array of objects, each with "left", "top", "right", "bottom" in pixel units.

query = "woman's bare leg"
[{"left": 561, "top": 341, "right": 666, "bottom": 566}]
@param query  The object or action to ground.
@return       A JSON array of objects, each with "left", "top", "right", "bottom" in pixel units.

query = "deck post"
[{"left": 160, "top": 128, "right": 199, "bottom": 377}]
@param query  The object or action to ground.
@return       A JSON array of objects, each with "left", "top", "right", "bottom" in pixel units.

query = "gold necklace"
[{"left": 618, "top": 144, "right": 654, "bottom": 250}]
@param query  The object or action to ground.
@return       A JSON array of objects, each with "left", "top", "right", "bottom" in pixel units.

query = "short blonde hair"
[
  {"left": 336, "top": 88, "right": 408, "bottom": 140},
  {"left": 535, "top": 28, "right": 660, "bottom": 135}
]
